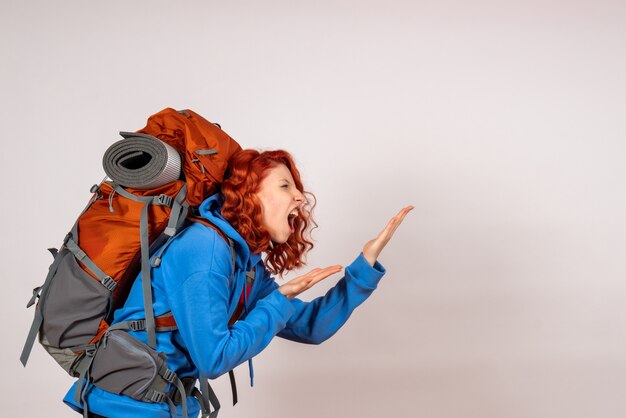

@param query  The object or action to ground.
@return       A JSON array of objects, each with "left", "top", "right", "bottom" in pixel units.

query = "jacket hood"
[{"left": 198, "top": 194, "right": 262, "bottom": 272}]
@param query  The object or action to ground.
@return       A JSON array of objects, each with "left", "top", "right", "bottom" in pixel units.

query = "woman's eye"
[{"left": 281, "top": 184, "right": 289, "bottom": 189}]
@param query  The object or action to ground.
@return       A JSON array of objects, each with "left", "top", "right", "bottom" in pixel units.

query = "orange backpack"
[{"left": 21, "top": 108, "right": 242, "bottom": 418}]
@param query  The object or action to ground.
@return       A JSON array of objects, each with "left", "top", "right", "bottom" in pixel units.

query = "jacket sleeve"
[
  {"left": 255, "top": 252, "right": 386, "bottom": 345},
  {"left": 161, "top": 228, "right": 295, "bottom": 379}
]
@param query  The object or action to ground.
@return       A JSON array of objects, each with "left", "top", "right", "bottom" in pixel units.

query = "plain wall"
[{"left": 2, "top": 1, "right": 625, "bottom": 417}]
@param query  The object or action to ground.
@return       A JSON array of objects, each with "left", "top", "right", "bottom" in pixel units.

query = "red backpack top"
[{"left": 139, "top": 108, "right": 242, "bottom": 207}]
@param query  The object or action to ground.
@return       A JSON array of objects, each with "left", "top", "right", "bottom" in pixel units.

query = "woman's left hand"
[
  {"left": 363, "top": 205, "right": 414, "bottom": 266},
  {"left": 278, "top": 265, "right": 344, "bottom": 300}
]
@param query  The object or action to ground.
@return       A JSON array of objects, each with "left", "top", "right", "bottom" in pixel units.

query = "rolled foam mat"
[{"left": 102, "top": 135, "right": 181, "bottom": 189}]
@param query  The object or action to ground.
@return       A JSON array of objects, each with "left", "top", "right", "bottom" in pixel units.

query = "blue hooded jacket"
[{"left": 64, "top": 193, "right": 386, "bottom": 417}]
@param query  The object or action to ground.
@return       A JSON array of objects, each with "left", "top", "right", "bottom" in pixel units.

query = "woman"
[{"left": 64, "top": 149, "right": 413, "bottom": 417}]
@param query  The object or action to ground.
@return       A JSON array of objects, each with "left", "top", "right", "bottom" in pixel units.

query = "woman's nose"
[{"left": 294, "top": 189, "right": 305, "bottom": 202}]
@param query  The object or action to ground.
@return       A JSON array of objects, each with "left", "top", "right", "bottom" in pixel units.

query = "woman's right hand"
[{"left": 278, "top": 265, "right": 343, "bottom": 300}]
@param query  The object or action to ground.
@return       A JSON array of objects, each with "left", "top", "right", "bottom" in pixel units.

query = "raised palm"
[{"left": 363, "top": 205, "right": 414, "bottom": 266}]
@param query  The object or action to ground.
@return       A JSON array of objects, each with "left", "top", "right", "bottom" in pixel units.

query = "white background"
[{"left": 2, "top": 1, "right": 625, "bottom": 417}]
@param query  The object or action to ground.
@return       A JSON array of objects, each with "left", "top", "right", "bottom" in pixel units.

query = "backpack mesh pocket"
[{"left": 40, "top": 250, "right": 110, "bottom": 349}]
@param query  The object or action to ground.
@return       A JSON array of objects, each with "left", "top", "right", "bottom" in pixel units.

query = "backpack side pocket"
[
  {"left": 40, "top": 249, "right": 111, "bottom": 349},
  {"left": 90, "top": 330, "right": 166, "bottom": 399}
]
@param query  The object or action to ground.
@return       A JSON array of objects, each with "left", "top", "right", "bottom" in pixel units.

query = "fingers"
[
  {"left": 389, "top": 207, "right": 412, "bottom": 235},
  {"left": 390, "top": 205, "right": 414, "bottom": 228},
  {"left": 306, "top": 265, "right": 343, "bottom": 287},
  {"left": 298, "top": 265, "right": 342, "bottom": 288},
  {"left": 362, "top": 205, "right": 414, "bottom": 266},
  {"left": 280, "top": 265, "right": 343, "bottom": 299},
  {"left": 378, "top": 205, "right": 414, "bottom": 241}
]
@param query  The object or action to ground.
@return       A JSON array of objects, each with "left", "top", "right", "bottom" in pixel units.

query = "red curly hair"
[{"left": 220, "top": 149, "right": 317, "bottom": 276}]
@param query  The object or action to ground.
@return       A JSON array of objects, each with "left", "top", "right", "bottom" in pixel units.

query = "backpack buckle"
[
  {"left": 153, "top": 195, "right": 173, "bottom": 207},
  {"left": 162, "top": 368, "right": 176, "bottom": 383},
  {"left": 146, "top": 390, "right": 166, "bottom": 403},
  {"left": 84, "top": 344, "right": 97, "bottom": 357},
  {"left": 101, "top": 276, "right": 117, "bottom": 292},
  {"left": 128, "top": 319, "right": 146, "bottom": 331}
]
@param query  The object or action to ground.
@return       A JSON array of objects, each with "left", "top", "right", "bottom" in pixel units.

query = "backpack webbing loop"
[
  {"left": 72, "top": 343, "right": 98, "bottom": 417},
  {"left": 26, "top": 286, "right": 42, "bottom": 308},
  {"left": 191, "top": 387, "right": 212, "bottom": 418},
  {"left": 200, "top": 373, "right": 221, "bottom": 418}
]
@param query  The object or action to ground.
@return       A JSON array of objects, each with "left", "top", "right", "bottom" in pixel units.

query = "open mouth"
[{"left": 288, "top": 210, "right": 298, "bottom": 232}]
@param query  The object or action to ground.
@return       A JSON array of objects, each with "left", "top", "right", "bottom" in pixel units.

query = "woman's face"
[{"left": 255, "top": 163, "right": 305, "bottom": 244}]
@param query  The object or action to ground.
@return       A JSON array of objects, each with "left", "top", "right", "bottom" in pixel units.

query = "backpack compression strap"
[
  {"left": 107, "top": 311, "right": 179, "bottom": 333},
  {"left": 111, "top": 183, "right": 187, "bottom": 350}
]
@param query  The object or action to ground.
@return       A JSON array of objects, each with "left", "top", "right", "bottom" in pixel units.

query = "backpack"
[{"left": 21, "top": 108, "right": 243, "bottom": 418}]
